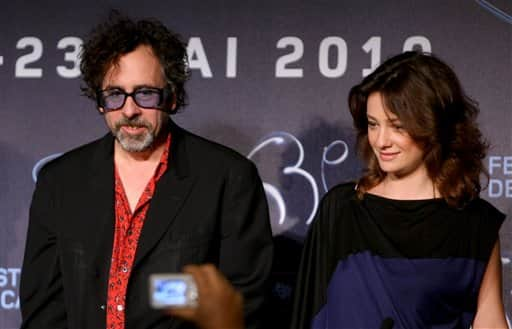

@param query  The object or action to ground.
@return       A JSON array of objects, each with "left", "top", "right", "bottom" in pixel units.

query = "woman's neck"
[{"left": 369, "top": 170, "right": 440, "bottom": 200}]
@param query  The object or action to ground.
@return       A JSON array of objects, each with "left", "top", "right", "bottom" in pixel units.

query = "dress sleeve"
[
  {"left": 290, "top": 186, "right": 348, "bottom": 329},
  {"left": 475, "top": 199, "right": 506, "bottom": 261}
]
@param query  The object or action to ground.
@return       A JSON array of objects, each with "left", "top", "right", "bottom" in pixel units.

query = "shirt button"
[
  {"left": 121, "top": 266, "right": 128, "bottom": 273},
  {"left": 117, "top": 304, "right": 124, "bottom": 311},
  {"left": 100, "top": 305, "right": 105, "bottom": 310}
]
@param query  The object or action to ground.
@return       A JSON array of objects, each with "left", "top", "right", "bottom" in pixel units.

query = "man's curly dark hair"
[{"left": 80, "top": 12, "right": 189, "bottom": 114}]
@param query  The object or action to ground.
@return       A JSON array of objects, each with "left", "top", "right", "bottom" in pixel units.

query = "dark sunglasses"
[{"left": 97, "top": 87, "right": 171, "bottom": 112}]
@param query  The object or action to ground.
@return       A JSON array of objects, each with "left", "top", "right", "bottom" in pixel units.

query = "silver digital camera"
[{"left": 149, "top": 274, "right": 198, "bottom": 308}]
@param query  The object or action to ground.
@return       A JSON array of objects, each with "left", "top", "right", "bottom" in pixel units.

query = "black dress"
[{"left": 291, "top": 182, "right": 504, "bottom": 329}]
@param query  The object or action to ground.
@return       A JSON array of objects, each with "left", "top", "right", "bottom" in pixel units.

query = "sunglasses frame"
[{"left": 96, "top": 87, "right": 172, "bottom": 113}]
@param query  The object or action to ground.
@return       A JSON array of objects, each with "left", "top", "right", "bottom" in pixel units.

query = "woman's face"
[{"left": 366, "top": 92, "right": 426, "bottom": 179}]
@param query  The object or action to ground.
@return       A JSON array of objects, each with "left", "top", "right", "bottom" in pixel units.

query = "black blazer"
[{"left": 20, "top": 121, "right": 273, "bottom": 329}]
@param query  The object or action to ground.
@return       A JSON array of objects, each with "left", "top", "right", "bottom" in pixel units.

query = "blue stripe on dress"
[{"left": 312, "top": 251, "right": 486, "bottom": 329}]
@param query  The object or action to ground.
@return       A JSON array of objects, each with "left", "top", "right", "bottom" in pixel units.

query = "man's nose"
[{"left": 121, "top": 95, "right": 142, "bottom": 118}]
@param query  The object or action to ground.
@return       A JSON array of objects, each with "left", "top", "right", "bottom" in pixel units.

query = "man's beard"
[{"left": 111, "top": 117, "right": 155, "bottom": 152}]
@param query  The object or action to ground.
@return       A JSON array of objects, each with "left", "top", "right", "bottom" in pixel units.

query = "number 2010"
[{"left": 275, "top": 35, "right": 431, "bottom": 78}]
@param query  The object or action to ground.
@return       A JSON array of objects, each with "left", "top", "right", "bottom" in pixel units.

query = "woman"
[{"left": 291, "top": 51, "right": 507, "bottom": 329}]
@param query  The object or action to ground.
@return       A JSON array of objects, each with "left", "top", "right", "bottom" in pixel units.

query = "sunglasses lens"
[
  {"left": 99, "top": 90, "right": 126, "bottom": 111},
  {"left": 104, "top": 96, "right": 125, "bottom": 111},
  {"left": 134, "top": 89, "right": 162, "bottom": 108}
]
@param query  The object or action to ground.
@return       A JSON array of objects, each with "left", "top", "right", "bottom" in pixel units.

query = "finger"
[
  {"left": 182, "top": 264, "right": 201, "bottom": 277},
  {"left": 183, "top": 265, "right": 209, "bottom": 297},
  {"left": 199, "top": 263, "right": 232, "bottom": 290},
  {"left": 200, "top": 263, "right": 221, "bottom": 281},
  {"left": 166, "top": 306, "right": 196, "bottom": 320}
]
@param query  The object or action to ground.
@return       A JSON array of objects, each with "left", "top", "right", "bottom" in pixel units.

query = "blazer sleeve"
[
  {"left": 20, "top": 166, "right": 67, "bottom": 328},
  {"left": 218, "top": 160, "right": 273, "bottom": 329}
]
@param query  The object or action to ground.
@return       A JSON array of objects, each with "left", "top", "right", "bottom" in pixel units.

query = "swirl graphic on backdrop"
[
  {"left": 32, "top": 153, "right": 62, "bottom": 182},
  {"left": 248, "top": 131, "right": 351, "bottom": 227},
  {"left": 475, "top": 0, "right": 512, "bottom": 24},
  {"left": 321, "top": 140, "right": 349, "bottom": 193},
  {"left": 248, "top": 132, "right": 319, "bottom": 225}
]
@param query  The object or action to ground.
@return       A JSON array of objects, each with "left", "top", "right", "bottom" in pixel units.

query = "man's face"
[{"left": 100, "top": 45, "right": 172, "bottom": 153}]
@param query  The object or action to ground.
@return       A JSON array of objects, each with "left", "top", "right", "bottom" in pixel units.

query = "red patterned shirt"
[{"left": 106, "top": 134, "right": 171, "bottom": 329}]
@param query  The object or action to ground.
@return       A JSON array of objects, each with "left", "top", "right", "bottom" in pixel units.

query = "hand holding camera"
[{"left": 151, "top": 264, "right": 244, "bottom": 329}]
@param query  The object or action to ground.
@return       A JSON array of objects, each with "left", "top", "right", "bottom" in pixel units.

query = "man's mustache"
[{"left": 114, "top": 118, "right": 151, "bottom": 130}]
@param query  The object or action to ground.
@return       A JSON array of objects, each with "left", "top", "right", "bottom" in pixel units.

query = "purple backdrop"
[{"left": 1, "top": 0, "right": 511, "bottom": 327}]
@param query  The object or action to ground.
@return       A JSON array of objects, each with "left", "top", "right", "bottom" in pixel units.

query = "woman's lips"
[{"left": 379, "top": 151, "right": 400, "bottom": 161}]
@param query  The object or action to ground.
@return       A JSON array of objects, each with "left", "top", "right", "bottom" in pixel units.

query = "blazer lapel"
[
  {"left": 88, "top": 134, "right": 116, "bottom": 294},
  {"left": 133, "top": 121, "right": 195, "bottom": 268}
]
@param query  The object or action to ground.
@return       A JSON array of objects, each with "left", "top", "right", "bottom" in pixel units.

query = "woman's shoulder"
[
  {"left": 454, "top": 197, "right": 506, "bottom": 261},
  {"left": 465, "top": 197, "right": 506, "bottom": 226},
  {"left": 312, "top": 182, "right": 359, "bottom": 226},
  {"left": 322, "top": 182, "right": 358, "bottom": 203},
  {"left": 309, "top": 182, "right": 360, "bottom": 239}
]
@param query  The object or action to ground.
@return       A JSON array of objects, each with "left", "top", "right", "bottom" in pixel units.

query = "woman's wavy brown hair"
[{"left": 348, "top": 51, "right": 488, "bottom": 208}]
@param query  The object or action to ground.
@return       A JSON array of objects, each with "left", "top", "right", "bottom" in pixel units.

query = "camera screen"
[{"left": 152, "top": 278, "right": 188, "bottom": 306}]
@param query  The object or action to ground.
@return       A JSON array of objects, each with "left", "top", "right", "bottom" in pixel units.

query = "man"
[{"left": 20, "top": 14, "right": 273, "bottom": 329}]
